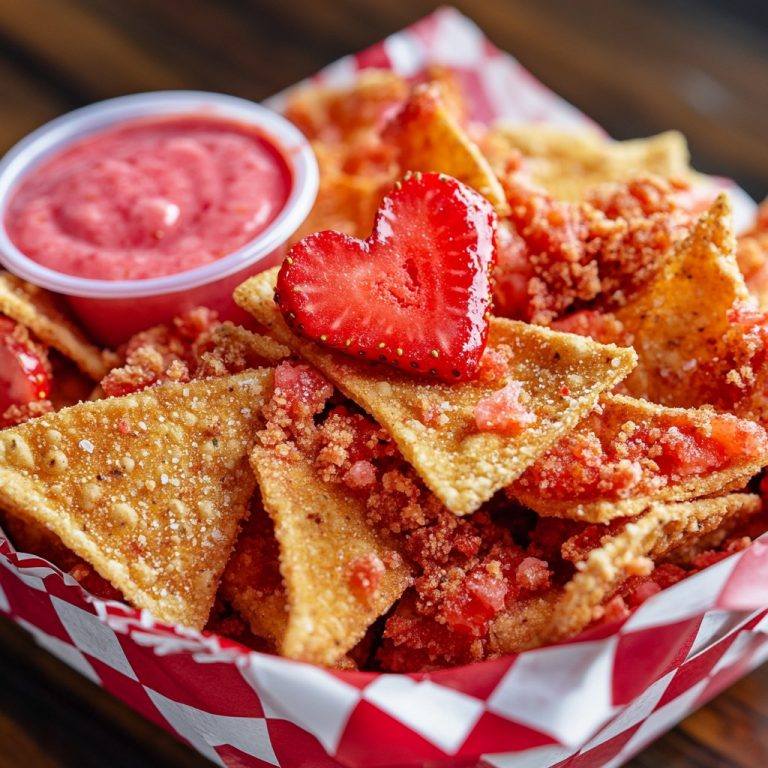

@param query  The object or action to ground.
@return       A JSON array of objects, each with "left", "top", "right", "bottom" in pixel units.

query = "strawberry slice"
[
  {"left": 276, "top": 172, "right": 496, "bottom": 381},
  {"left": 0, "top": 316, "right": 52, "bottom": 427}
]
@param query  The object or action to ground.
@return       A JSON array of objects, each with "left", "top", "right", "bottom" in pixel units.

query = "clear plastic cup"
[{"left": 0, "top": 91, "right": 318, "bottom": 346}]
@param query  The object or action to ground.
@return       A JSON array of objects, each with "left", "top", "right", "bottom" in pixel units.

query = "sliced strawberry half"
[
  {"left": 276, "top": 172, "right": 497, "bottom": 381},
  {"left": 0, "top": 316, "right": 52, "bottom": 427}
]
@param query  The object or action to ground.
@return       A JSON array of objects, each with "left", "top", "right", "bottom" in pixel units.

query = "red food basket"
[{"left": 1, "top": 8, "right": 766, "bottom": 768}]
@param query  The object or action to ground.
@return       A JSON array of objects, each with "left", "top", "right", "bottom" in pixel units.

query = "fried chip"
[
  {"left": 249, "top": 441, "right": 411, "bottom": 665},
  {"left": 551, "top": 494, "right": 760, "bottom": 643},
  {"left": 490, "top": 494, "right": 761, "bottom": 653},
  {"left": 234, "top": 268, "right": 637, "bottom": 515},
  {"left": 284, "top": 69, "right": 409, "bottom": 142},
  {"left": 511, "top": 394, "right": 768, "bottom": 522},
  {"left": 483, "top": 125, "right": 692, "bottom": 201},
  {"left": 384, "top": 83, "right": 508, "bottom": 214},
  {"left": 617, "top": 195, "right": 748, "bottom": 406},
  {"left": 0, "top": 371, "right": 270, "bottom": 628},
  {"left": 0, "top": 271, "right": 116, "bottom": 380}
]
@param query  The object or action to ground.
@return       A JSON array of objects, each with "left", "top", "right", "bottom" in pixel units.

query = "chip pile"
[{"left": 1, "top": 70, "right": 768, "bottom": 672}]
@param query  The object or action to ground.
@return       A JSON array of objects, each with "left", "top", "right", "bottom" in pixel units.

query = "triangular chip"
[
  {"left": 511, "top": 394, "right": 768, "bottom": 522},
  {"left": 284, "top": 69, "right": 409, "bottom": 141},
  {"left": 483, "top": 125, "right": 692, "bottom": 201},
  {"left": 0, "top": 371, "right": 270, "bottom": 628},
  {"left": 248, "top": 441, "right": 411, "bottom": 665},
  {"left": 384, "top": 83, "right": 508, "bottom": 214},
  {"left": 0, "top": 271, "right": 116, "bottom": 379},
  {"left": 235, "top": 268, "right": 637, "bottom": 515},
  {"left": 490, "top": 493, "right": 761, "bottom": 653},
  {"left": 617, "top": 195, "right": 748, "bottom": 406},
  {"left": 549, "top": 494, "right": 761, "bottom": 644}
]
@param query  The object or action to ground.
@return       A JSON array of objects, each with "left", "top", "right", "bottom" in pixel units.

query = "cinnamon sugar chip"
[
  {"left": 512, "top": 394, "right": 768, "bottom": 522},
  {"left": 488, "top": 592, "right": 560, "bottom": 655},
  {"left": 250, "top": 442, "right": 411, "bottom": 665},
  {"left": 550, "top": 494, "right": 760, "bottom": 644},
  {"left": 386, "top": 83, "right": 508, "bottom": 213},
  {"left": 483, "top": 125, "right": 693, "bottom": 201},
  {"left": 0, "top": 371, "right": 270, "bottom": 629},
  {"left": 0, "top": 271, "right": 116, "bottom": 379},
  {"left": 234, "top": 267, "right": 637, "bottom": 515},
  {"left": 617, "top": 195, "right": 748, "bottom": 406},
  {"left": 490, "top": 494, "right": 761, "bottom": 653}
]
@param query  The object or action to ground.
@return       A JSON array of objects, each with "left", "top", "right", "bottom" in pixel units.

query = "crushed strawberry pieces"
[
  {"left": 514, "top": 408, "right": 768, "bottom": 503},
  {"left": 0, "top": 316, "right": 53, "bottom": 427},
  {"left": 496, "top": 175, "right": 693, "bottom": 324},
  {"left": 474, "top": 380, "right": 537, "bottom": 435}
]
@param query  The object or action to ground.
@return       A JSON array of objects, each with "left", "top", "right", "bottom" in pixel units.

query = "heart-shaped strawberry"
[{"left": 276, "top": 172, "right": 497, "bottom": 381}]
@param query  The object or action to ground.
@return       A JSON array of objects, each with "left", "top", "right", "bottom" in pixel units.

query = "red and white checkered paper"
[{"left": 1, "top": 8, "right": 766, "bottom": 768}]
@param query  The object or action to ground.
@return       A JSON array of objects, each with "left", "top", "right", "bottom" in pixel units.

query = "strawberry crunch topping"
[
  {"left": 0, "top": 316, "right": 53, "bottom": 427},
  {"left": 474, "top": 380, "right": 537, "bottom": 435},
  {"left": 275, "top": 172, "right": 497, "bottom": 382},
  {"left": 515, "top": 408, "right": 768, "bottom": 502},
  {"left": 496, "top": 175, "right": 693, "bottom": 324}
]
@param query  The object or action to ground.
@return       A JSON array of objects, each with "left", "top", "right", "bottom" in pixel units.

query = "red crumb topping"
[
  {"left": 477, "top": 344, "right": 513, "bottom": 384},
  {"left": 273, "top": 360, "right": 334, "bottom": 419},
  {"left": 100, "top": 307, "right": 219, "bottom": 396},
  {"left": 0, "top": 316, "right": 53, "bottom": 428},
  {"left": 495, "top": 175, "right": 692, "bottom": 324},
  {"left": 348, "top": 553, "right": 386, "bottom": 605},
  {"left": 551, "top": 309, "right": 627, "bottom": 345},
  {"left": 513, "top": 408, "right": 767, "bottom": 503},
  {"left": 474, "top": 381, "right": 536, "bottom": 435},
  {"left": 100, "top": 307, "right": 284, "bottom": 397}
]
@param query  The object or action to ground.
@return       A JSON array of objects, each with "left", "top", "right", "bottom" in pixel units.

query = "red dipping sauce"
[{"left": 5, "top": 115, "right": 292, "bottom": 281}]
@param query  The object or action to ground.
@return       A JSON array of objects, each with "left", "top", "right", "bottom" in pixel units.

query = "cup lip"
[{"left": 0, "top": 90, "right": 318, "bottom": 299}]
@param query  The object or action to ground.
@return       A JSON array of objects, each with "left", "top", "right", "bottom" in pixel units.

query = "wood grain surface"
[{"left": 0, "top": 1, "right": 766, "bottom": 766}]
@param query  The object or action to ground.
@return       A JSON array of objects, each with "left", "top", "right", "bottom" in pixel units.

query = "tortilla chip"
[
  {"left": 483, "top": 125, "right": 692, "bottom": 201},
  {"left": 0, "top": 371, "right": 270, "bottom": 628},
  {"left": 551, "top": 494, "right": 760, "bottom": 643},
  {"left": 617, "top": 195, "right": 747, "bottom": 406},
  {"left": 249, "top": 441, "right": 411, "bottom": 665},
  {"left": 490, "top": 493, "right": 761, "bottom": 653},
  {"left": 385, "top": 83, "right": 508, "bottom": 214},
  {"left": 488, "top": 592, "right": 560, "bottom": 655},
  {"left": 0, "top": 272, "right": 116, "bottom": 380},
  {"left": 511, "top": 394, "right": 768, "bottom": 522},
  {"left": 284, "top": 69, "right": 409, "bottom": 141},
  {"left": 235, "top": 267, "right": 636, "bottom": 515}
]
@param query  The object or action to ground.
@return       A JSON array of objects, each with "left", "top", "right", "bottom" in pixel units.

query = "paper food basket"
[{"left": 2, "top": 8, "right": 767, "bottom": 768}]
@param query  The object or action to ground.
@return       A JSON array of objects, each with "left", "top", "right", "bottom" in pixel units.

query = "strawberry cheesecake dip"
[{"left": 5, "top": 114, "right": 292, "bottom": 281}]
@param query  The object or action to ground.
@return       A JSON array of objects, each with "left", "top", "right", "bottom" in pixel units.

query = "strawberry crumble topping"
[
  {"left": 495, "top": 175, "right": 693, "bottom": 324},
  {"left": 513, "top": 408, "right": 768, "bottom": 503},
  {"left": 474, "top": 380, "right": 536, "bottom": 435}
]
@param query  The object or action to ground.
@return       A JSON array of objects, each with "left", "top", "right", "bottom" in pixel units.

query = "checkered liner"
[{"left": 1, "top": 8, "right": 766, "bottom": 768}]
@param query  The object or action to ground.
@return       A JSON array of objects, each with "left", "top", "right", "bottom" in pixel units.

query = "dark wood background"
[{"left": 0, "top": 1, "right": 766, "bottom": 766}]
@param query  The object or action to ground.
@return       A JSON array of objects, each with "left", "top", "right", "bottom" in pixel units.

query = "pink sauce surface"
[{"left": 5, "top": 114, "right": 292, "bottom": 280}]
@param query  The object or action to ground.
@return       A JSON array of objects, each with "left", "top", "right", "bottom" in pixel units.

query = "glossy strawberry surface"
[{"left": 276, "top": 172, "right": 496, "bottom": 381}]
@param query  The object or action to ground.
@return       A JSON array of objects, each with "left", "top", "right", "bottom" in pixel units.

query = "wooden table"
[{"left": 0, "top": 1, "right": 766, "bottom": 766}]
